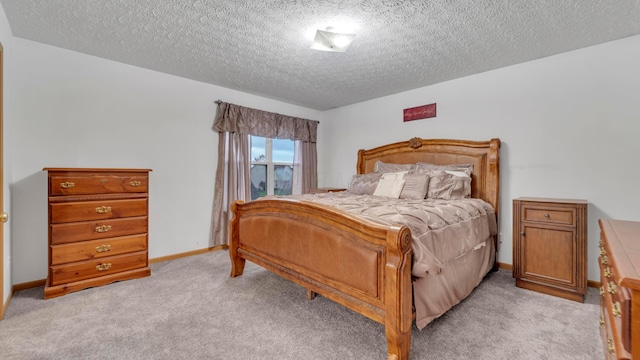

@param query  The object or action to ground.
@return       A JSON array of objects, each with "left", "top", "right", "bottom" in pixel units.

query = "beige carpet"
[{"left": 0, "top": 250, "right": 604, "bottom": 359}]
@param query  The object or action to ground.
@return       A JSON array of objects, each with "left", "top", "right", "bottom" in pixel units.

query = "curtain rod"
[{"left": 214, "top": 100, "right": 319, "bottom": 123}]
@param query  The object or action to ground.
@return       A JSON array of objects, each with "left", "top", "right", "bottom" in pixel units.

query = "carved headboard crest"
[{"left": 408, "top": 137, "right": 423, "bottom": 149}]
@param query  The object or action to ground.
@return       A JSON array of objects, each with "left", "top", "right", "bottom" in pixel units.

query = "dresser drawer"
[
  {"left": 51, "top": 234, "right": 147, "bottom": 265},
  {"left": 600, "top": 242, "right": 632, "bottom": 353},
  {"left": 50, "top": 217, "right": 148, "bottom": 245},
  {"left": 521, "top": 205, "right": 576, "bottom": 226},
  {"left": 49, "top": 173, "right": 148, "bottom": 196},
  {"left": 600, "top": 303, "right": 619, "bottom": 359},
  {"left": 49, "top": 251, "right": 148, "bottom": 286},
  {"left": 50, "top": 198, "right": 148, "bottom": 224}
]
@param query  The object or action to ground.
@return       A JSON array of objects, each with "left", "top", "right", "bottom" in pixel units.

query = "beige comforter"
[{"left": 266, "top": 192, "right": 498, "bottom": 329}]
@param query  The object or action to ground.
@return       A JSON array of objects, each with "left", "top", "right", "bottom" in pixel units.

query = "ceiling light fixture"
[{"left": 310, "top": 27, "right": 356, "bottom": 53}]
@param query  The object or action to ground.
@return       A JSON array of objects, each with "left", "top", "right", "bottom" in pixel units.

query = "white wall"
[
  {"left": 0, "top": 1, "right": 14, "bottom": 308},
  {"left": 319, "top": 34, "right": 640, "bottom": 282},
  {"left": 10, "top": 38, "right": 322, "bottom": 284}
]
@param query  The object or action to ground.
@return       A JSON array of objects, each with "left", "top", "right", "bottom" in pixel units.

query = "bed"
[{"left": 229, "top": 137, "right": 501, "bottom": 360}]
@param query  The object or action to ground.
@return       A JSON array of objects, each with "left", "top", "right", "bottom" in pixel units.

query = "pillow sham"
[
  {"left": 374, "top": 161, "right": 416, "bottom": 173},
  {"left": 381, "top": 171, "right": 410, "bottom": 180},
  {"left": 415, "top": 162, "right": 474, "bottom": 176},
  {"left": 426, "top": 170, "right": 471, "bottom": 199},
  {"left": 348, "top": 172, "right": 382, "bottom": 195},
  {"left": 399, "top": 173, "right": 430, "bottom": 200},
  {"left": 373, "top": 178, "right": 406, "bottom": 198}
]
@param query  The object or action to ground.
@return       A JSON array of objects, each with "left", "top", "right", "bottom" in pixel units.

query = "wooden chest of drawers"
[
  {"left": 598, "top": 219, "right": 640, "bottom": 359},
  {"left": 512, "top": 197, "right": 588, "bottom": 302},
  {"left": 44, "top": 168, "right": 152, "bottom": 299}
]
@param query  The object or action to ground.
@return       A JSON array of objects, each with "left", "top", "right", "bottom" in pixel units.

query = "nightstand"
[
  {"left": 307, "top": 187, "right": 346, "bottom": 194},
  {"left": 512, "top": 197, "right": 588, "bottom": 302}
]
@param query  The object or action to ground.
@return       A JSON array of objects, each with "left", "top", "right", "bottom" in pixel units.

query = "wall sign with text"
[{"left": 403, "top": 103, "right": 436, "bottom": 122}]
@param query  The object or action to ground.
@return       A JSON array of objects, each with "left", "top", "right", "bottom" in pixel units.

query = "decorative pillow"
[
  {"left": 374, "top": 161, "right": 416, "bottom": 173},
  {"left": 400, "top": 173, "right": 430, "bottom": 200},
  {"left": 415, "top": 162, "right": 474, "bottom": 176},
  {"left": 381, "top": 171, "right": 410, "bottom": 180},
  {"left": 373, "top": 178, "right": 406, "bottom": 198},
  {"left": 348, "top": 172, "right": 383, "bottom": 195},
  {"left": 426, "top": 170, "right": 471, "bottom": 199}
]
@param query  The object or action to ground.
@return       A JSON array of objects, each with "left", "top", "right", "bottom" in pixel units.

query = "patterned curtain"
[{"left": 211, "top": 102, "right": 318, "bottom": 246}]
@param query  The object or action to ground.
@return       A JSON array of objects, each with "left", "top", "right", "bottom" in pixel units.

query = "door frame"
[{"left": 0, "top": 41, "right": 5, "bottom": 319}]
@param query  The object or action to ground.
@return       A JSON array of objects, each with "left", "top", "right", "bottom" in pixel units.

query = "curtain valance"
[{"left": 213, "top": 102, "right": 318, "bottom": 142}]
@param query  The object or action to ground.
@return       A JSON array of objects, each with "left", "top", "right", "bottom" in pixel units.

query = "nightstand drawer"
[
  {"left": 50, "top": 198, "right": 147, "bottom": 223},
  {"left": 49, "top": 251, "right": 148, "bottom": 286},
  {"left": 51, "top": 234, "right": 148, "bottom": 265},
  {"left": 50, "top": 217, "right": 148, "bottom": 245},
  {"left": 49, "top": 173, "right": 148, "bottom": 196},
  {"left": 521, "top": 206, "right": 576, "bottom": 226}
]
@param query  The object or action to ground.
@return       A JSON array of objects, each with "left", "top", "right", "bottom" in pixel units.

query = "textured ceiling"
[{"left": 2, "top": 0, "right": 640, "bottom": 110}]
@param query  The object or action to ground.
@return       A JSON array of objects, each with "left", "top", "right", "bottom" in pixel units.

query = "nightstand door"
[{"left": 519, "top": 223, "right": 578, "bottom": 288}]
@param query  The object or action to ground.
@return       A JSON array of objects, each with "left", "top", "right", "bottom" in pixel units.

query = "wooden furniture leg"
[
  {"left": 229, "top": 202, "right": 246, "bottom": 277},
  {"left": 306, "top": 289, "right": 316, "bottom": 300}
]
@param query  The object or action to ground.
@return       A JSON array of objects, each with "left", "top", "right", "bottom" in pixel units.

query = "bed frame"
[{"left": 229, "top": 137, "right": 501, "bottom": 360}]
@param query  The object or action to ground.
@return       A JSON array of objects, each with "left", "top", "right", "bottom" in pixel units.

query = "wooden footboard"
[{"left": 229, "top": 198, "right": 413, "bottom": 360}]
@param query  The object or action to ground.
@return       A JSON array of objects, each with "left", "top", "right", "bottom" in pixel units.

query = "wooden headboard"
[{"left": 356, "top": 137, "right": 501, "bottom": 215}]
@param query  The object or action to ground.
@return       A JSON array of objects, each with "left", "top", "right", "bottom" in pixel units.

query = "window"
[{"left": 250, "top": 136, "right": 294, "bottom": 200}]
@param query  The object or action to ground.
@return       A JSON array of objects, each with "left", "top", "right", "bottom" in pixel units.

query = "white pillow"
[
  {"left": 373, "top": 178, "right": 406, "bottom": 198},
  {"left": 381, "top": 171, "right": 409, "bottom": 180}
]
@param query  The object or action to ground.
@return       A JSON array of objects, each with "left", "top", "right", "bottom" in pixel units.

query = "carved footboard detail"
[{"left": 229, "top": 198, "right": 413, "bottom": 359}]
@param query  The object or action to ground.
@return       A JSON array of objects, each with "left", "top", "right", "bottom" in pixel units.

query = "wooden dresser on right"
[{"left": 598, "top": 219, "right": 640, "bottom": 359}]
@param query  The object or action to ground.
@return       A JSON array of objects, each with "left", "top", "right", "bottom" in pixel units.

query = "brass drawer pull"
[
  {"left": 95, "top": 206, "right": 112, "bottom": 214},
  {"left": 612, "top": 302, "right": 622, "bottom": 318},
  {"left": 60, "top": 182, "right": 75, "bottom": 189},
  {"left": 607, "top": 338, "right": 615, "bottom": 354},
  {"left": 608, "top": 281, "right": 617, "bottom": 294},
  {"left": 96, "top": 263, "right": 112, "bottom": 272},
  {"left": 129, "top": 181, "right": 142, "bottom": 187},
  {"left": 544, "top": 213, "right": 550, "bottom": 219},
  {"left": 95, "top": 244, "right": 111, "bottom": 253},
  {"left": 95, "top": 225, "right": 112, "bottom": 233}
]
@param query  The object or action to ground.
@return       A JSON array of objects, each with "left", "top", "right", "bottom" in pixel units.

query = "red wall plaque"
[{"left": 403, "top": 103, "right": 436, "bottom": 122}]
